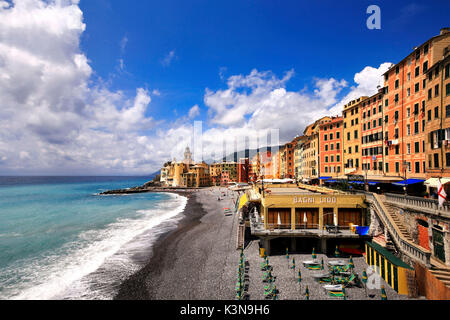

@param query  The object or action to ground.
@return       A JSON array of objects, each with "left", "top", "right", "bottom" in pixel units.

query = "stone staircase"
[
  {"left": 382, "top": 201, "right": 415, "bottom": 243},
  {"left": 380, "top": 195, "right": 450, "bottom": 292},
  {"left": 365, "top": 192, "right": 431, "bottom": 266},
  {"left": 430, "top": 268, "right": 450, "bottom": 289}
]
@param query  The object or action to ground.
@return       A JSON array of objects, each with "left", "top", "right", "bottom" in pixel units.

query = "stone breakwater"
[{"left": 100, "top": 185, "right": 200, "bottom": 195}]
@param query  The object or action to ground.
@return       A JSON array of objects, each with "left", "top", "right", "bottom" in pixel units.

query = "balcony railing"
[
  {"left": 384, "top": 193, "right": 450, "bottom": 217},
  {"left": 267, "top": 223, "right": 292, "bottom": 230},
  {"left": 293, "top": 224, "right": 320, "bottom": 230}
]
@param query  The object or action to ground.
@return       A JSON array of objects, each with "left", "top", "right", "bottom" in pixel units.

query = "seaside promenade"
[{"left": 117, "top": 187, "right": 417, "bottom": 300}]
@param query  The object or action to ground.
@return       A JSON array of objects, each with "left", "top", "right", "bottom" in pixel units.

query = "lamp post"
[
  {"left": 365, "top": 167, "right": 369, "bottom": 192},
  {"left": 403, "top": 160, "right": 408, "bottom": 196}
]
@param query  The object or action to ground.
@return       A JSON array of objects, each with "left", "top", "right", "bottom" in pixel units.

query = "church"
[{"left": 160, "top": 147, "right": 211, "bottom": 188}]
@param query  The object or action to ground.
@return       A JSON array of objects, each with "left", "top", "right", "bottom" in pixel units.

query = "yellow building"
[
  {"left": 181, "top": 162, "right": 210, "bottom": 187},
  {"left": 246, "top": 183, "right": 369, "bottom": 255},
  {"left": 343, "top": 97, "right": 368, "bottom": 175},
  {"left": 365, "top": 241, "right": 414, "bottom": 295},
  {"left": 302, "top": 123, "right": 316, "bottom": 181},
  {"left": 209, "top": 161, "right": 238, "bottom": 185},
  {"left": 294, "top": 136, "right": 306, "bottom": 182},
  {"left": 160, "top": 147, "right": 211, "bottom": 188}
]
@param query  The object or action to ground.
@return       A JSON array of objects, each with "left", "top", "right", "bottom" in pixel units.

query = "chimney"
[{"left": 441, "top": 27, "right": 450, "bottom": 35}]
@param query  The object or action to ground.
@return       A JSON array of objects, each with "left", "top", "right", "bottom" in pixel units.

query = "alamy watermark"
[
  {"left": 367, "top": 5, "right": 381, "bottom": 30},
  {"left": 365, "top": 266, "right": 382, "bottom": 289},
  {"left": 169, "top": 121, "right": 281, "bottom": 166}
]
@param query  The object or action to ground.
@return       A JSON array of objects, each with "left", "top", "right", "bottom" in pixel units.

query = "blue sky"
[
  {"left": 0, "top": 0, "right": 449, "bottom": 175},
  {"left": 79, "top": 0, "right": 450, "bottom": 124}
]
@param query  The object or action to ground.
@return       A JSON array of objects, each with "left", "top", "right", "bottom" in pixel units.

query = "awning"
[
  {"left": 424, "top": 178, "right": 450, "bottom": 188},
  {"left": 349, "top": 181, "right": 378, "bottom": 186},
  {"left": 392, "top": 179, "right": 425, "bottom": 186},
  {"left": 319, "top": 177, "right": 332, "bottom": 180}
]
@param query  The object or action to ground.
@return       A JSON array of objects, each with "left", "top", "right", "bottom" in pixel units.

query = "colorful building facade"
[
  {"left": 361, "top": 91, "right": 386, "bottom": 177},
  {"left": 343, "top": 97, "right": 367, "bottom": 176},
  {"left": 319, "top": 116, "right": 343, "bottom": 178}
]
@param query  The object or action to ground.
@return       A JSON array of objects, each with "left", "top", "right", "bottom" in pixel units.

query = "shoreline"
[
  {"left": 114, "top": 190, "right": 208, "bottom": 300},
  {"left": 114, "top": 187, "right": 240, "bottom": 300}
]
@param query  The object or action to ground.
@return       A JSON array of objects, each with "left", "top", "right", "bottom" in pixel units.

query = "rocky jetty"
[{"left": 99, "top": 180, "right": 200, "bottom": 195}]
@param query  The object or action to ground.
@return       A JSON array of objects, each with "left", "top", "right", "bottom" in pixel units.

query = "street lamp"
[
  {"left": 365, "top": 166, "right": 369, "bottom": 192},
  {"left": 403, "top": 160, "right": 408, "bottom": 196}
]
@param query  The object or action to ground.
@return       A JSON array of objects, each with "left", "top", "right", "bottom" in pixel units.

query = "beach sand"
[
  {"left": 115, "top": 187, "right": 240, "bottom": 300},
  {"left": 115, "top": 187, "right": 416, "bottom": 300}
]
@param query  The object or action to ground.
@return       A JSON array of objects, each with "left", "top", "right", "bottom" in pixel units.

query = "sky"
[{"left": 0, "top": 0, "right": 449, "bottom": 175}]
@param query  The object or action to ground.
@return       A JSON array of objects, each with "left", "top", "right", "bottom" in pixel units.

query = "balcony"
[{"left": 250, "top": 219, "right": 362, "bottom": 238}]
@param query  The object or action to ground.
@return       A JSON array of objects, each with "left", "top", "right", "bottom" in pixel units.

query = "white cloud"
[
  {"left": 0, "top": 0, "right": 158, "bottom": 175},
  {"left": 201, "top": 63, "right": 392, "bottom": 155},
  {"left": 188, "top": 105, "right": 200, "bottom": 119},
  {"left": 0, "top": 1, "right": 394, "bottom": 175},
  {"left": 161, "top": 50, "right": 176, "bottom": 67},
  {"left": 327, "top": 62, "right": 392, "bottom": 115},
  {"left": 120, "top": 35, "right": 128, "bottom": 54}
]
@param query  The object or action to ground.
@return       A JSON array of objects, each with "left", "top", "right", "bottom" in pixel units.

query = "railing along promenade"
[
  {"left": 384, "top": 193, "right": 450, "bottom": 218},
  {"left": 361, "top": 191, "right": 431, "bottom": 267}
]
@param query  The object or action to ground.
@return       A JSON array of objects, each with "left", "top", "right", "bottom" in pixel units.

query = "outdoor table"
[
  {"left": 311, "top": 272, "right": 330, "bottom": 279},
  {"left": 302, "top": 260, "right": 320, "bottom": 266},
  {"left": 327, "top": 260, "right": 347, "bottom": 266},
  {"left": 323, "top": 284, "right": 343, "bottom": 291}
]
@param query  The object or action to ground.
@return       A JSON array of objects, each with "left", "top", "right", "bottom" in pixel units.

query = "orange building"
[
  {"left": 361, "top": 90, "right": 385, "bottom": 177},
  {"left": 319, "top": 116, "right": 343, "bottom": 178},
  {"left": 383, "top": 28, "right": 450, "bottom": 179},
  {"left": 424, "top": 40, "right": 450, "bottom": 180},
  {"left": 272, "top": 150, "right": 281, "bottom": 179}
]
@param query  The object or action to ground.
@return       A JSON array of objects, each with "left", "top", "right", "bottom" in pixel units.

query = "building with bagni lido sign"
[{"left": 245, "top": 182, "right": 370, "bottom": 256}]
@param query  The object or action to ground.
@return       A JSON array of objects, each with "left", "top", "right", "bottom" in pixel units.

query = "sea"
[{"left": 0, "top": 176, "right": 187, "bottom": 300}]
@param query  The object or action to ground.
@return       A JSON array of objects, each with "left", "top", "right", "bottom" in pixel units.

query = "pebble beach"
[{"left": 115, "top": 187, "right": 417, "bottom": 300}]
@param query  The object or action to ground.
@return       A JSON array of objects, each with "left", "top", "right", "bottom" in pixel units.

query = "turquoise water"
[{"left": 0, "top": 177, "right": 187, "bottom": 300}]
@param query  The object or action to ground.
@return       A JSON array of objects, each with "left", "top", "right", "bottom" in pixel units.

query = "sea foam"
[{"left": 1, "top": 193, "right": 187, "bottom": 300}]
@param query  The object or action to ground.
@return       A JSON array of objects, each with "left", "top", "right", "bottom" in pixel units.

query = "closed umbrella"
[
  {"left": 381, "top": 285, "right": 387, "bottom": 300},
  {"left": 303, "top": 212, "right": 307, "bottom": 228},
  {"left": 321, "top": 257, "right": 324, "bottom": 270},
  {"left": 297, "top": 269, "right": 302, "bottom": 283},
  {"left": 362, "top": 270, "right": 368, "bottom": 297},
  {"left": 305, "top": 285, "right": 309, "bottom": 300},
  {"left": 335, "top": 245, "right": 340, "bottom": 258},
  {"left": 362, "top": 270, "right": 368, "bottom": 284},
  {"left": 349, "top": 256, "right": 354, "bottom": 269},
  {"left": 312, "top": 247, "right": 317, "bottom": 260},
  {"left": 333, "top": 212, "right": 338, "bottom": 227},
  {"left": 277, "top": 213, "right": 281, "bottom": 227},
  {"left": 292, "top": 258, "right": 296, "bottom": 270}
]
